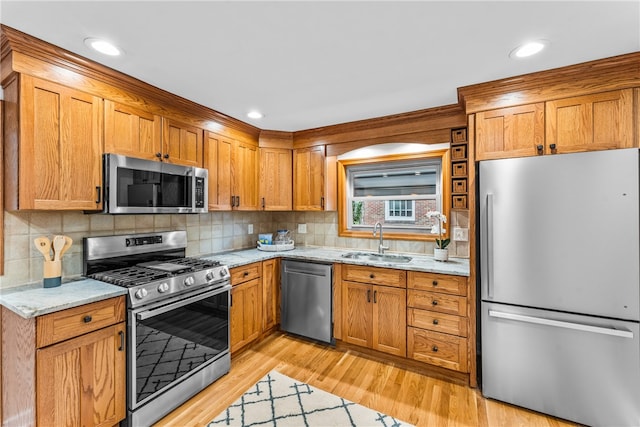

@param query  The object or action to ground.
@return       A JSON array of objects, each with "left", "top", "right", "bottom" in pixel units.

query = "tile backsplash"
[{"left": 2, "top": 209, "right": 469, "bottom": 289}]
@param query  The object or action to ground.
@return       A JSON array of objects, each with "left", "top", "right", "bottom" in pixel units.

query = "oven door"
[{"left": 128, "top": 284, "right": 230, "bottom": 411}]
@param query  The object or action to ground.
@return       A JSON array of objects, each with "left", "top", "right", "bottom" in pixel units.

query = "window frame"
[
  {"left": 385, "top": 200, "right": 416, "bottom": 222},
  {"left": 337, "top": 150, "right": 451, "bottom": 242}
]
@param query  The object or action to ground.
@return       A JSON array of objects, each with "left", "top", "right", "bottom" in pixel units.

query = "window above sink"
[{"left": 337, "top": 147, "right": 451, "bottom": 242}]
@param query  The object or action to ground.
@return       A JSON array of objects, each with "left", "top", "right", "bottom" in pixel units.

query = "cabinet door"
[
  {"left": 546, "top": 89, "right": 634, "bottom": 154},
  {"left": 20, "top": 75, "right": 103, "bottom": 210},
  {"left": 104, "top": 99, "right": 161, "bottom": 161},
  {"left": 230, "top": 278, "right": 262, "bottom": 354},
  {"left": 372, "top": 285, "right": 406, "bottom": 357},
  {"left": 204, "top": 131, "right": 233, "bottom": 210},
  {"left": 162, "top": 117, "right": 203, "bottom": 167},
  {"left": 259, "top": 147, "right": 292, "bottom": 210},
  {"left": 293, "top": 146, "right": 325, "bottom": 210},
  {"left": 342, "top": 281, "right": 372, "bottom": 348},
  {"left": 475, "top": 103, "right": 545, "bottom": 161},
  {"left": 262, "top": 258, "right": 280, "bottom": 331},
  {"left": 36, "top": 323, "right": 126, "bottom": 427},
  {"left": 232, "top": 140, "right": 259, "bottom": 210}
]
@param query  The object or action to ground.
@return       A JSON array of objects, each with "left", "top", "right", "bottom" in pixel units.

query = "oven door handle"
[{"left": 136, "top": 285, "right": 231, "bottom": 321}]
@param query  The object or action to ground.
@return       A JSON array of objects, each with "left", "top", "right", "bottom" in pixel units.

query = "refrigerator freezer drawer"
[{"left": 482, "top": 302, "right": 640, "bottom": 427}]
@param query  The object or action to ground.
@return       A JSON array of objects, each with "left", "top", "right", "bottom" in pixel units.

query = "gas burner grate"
[
  {"left": 91, "top": 266, "right": 172, "bottom": 287},
  {"left": 167, "top": 257, "right": 221, "bottom": 269}
]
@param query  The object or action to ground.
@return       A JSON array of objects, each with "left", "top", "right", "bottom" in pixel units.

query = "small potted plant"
[{"left": 427, "top": 211, "right": 450, "bottom": 261}]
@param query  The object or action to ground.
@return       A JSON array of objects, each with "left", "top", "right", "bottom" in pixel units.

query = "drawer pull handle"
[
  {"left": 83, "top": 315, "right": 92, "bottom": 323},
  {"left": 433, "top": 319, "right": 439, "bottom": 325},
  {"left": 367, "top": 290, "right": 371, "bottom": 303},
  {"left": 118, "top": 331, "right": 125, "bottom": 351},
  {"left": 432, "top": 280, "right": 438, "bottom": 286},
  {"left": 432, "top": 345, "right": 439, "bottom": 352},
  {"left": 373, "top": 290, "right": 377, "bottom": 304},
  {"left": 369, "top": 274, "right": 375, "bottom": 279},
  {"left": 243, "top": 271, "right": 249, "bottom": 277},
  {"left": 432, "top": 300, "right": 438, "bottom": 306}
]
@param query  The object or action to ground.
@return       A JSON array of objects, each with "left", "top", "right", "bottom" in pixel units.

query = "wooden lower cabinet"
[
  {"left": 407, "top": 271, "right": 469, "bottom": 373},
  {"left": 342, "top": 280, "right": 406, "bottom": 357},
  {"left": 37, "top": 323, "right": 126, "bottom": 427},
  {"left": 230, "top": 263, "right": 263, "bottom": 354},
  {"left": 262, "top": 258, "right": 280, "bottom": 332},
  {"left": 1, "top": 296, "right": 126, "bottom": 427}
]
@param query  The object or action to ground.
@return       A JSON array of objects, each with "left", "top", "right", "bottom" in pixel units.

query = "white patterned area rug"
[{"left": 209, "top": 370, "right": 414, "bottom": 427}]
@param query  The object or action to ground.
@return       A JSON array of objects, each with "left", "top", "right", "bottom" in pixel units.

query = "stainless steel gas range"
[{"left": 83, "top": 231, "right": 231, "bottom": 427}]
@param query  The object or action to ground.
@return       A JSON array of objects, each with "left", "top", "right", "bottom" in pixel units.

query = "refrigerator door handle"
[
  {"left": 488, "top": 310, "right": 634, "bottom": 338},
  {"left": 486, "top": 193, "right": 495, "bottom": 298}
]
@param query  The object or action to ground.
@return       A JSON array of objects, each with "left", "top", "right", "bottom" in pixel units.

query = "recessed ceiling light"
[
  {"left": 247, "top": 110, "right": 264, "bottom": 119},
  {"left": 84, "top": 37, "right": 122, "bottom": 56},
  {"left": 510, "top": 40, "right": 547, "bottom": 59}
]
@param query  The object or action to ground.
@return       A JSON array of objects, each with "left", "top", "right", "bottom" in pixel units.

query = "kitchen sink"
[{"left": 341, "top": 252, "right": 412, "bottom": 263}]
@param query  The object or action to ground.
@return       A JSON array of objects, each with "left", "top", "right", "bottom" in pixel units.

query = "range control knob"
[
  {"left": 220, "top": 266, "right": 229, "bottom": 277},
  {"left": 134, "top": 289, "right": 148, "bottom": 299},
  {"left": 157, "top": 283, "right": 170, "bottom": 293},
  {"left": 206, "top": 271, "right": 215, "bottom": 282},
  {"left": 184, "top": 276, "right": 195, "bottom": 287}
]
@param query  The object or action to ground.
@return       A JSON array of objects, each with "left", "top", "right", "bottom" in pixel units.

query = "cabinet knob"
[
  {"left": 163, "top": 153, "right": 169, "bottom": 159},
  {"left": 432, "top": 280, "right": 438, "bottom": 287},
  {"left": 369, "top": 274, "right": 375, "bottom": 279},
  {"left": 243, "top": 271, "right": 249, "bottom": 277},
  {"left": 432, "top": 300, "right": 438, "bottom": 306},
  {"left": 536, "top": 144, "right": 544, "bottom": 154},
  {"left": 83, "top": 315, "right": 92, "bottom": 323},
  {"left": 156, "top": 152, "right": 162, "bottom": 158},
  {"left": 549, "top": 143, "right": 557, "bottom": 152},
  {"left": 432, "top": 345, "right": 439, "bottom": 352},
  {"left": 433, "top": 319, "right": 439, "bottom": 325}
]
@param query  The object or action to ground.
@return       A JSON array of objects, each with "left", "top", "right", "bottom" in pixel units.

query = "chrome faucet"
[{"left": 373, "top": 222, "right": 389, "bottom": 254}]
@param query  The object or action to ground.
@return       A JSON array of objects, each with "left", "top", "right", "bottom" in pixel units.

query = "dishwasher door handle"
[{"left": 284, "top": 267, "right": 329, "bottom": 277}]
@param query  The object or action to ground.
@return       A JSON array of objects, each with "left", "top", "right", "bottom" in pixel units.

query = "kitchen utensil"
[
  {"left": 34, "top": 237, "right": 52, "bottom": 261},
  {"left": 59, "top": 236, "right": 73, "bottom": 258},
  {"left": 52, "top": 235, "right": 66, "bottom": 261}
]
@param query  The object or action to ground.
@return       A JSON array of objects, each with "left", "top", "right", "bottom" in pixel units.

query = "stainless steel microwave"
[{"left": 103, "top": 154, "right": 208, "bottom": 214}]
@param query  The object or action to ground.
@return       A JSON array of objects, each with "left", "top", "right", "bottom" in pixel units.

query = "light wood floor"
[{"left": 155, "top": 333, "right": 577, "bottom": 427}]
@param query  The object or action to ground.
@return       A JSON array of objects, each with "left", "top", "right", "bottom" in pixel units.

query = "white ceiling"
[{"left": 1, "top": 1, "right": 639, "bottom": 132}]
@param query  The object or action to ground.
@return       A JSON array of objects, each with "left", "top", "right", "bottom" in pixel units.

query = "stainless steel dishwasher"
[{"left": 281, "top": 259, "right": 333, "bottom": 344}]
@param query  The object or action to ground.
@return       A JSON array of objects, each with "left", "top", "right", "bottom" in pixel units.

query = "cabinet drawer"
[
  {"left": 407, "top": 271, "right": 467, "bottom": 296},
  {"left": 452, "top": 179, "right": 467, "bottom": 194},
  {"left": 452, "top": 162, "right": 467, "bottom": 177},
  {"left": 341, "top": 264, "right": 406, "bottom": 288},
  {"left": 408, "top": 327, "right": 468, "bottom": 372},
  {"left": 452, "top": 195, "right": 467, "bottom": 209},
  {"left": 407, "top": 290, "right": 466, "bottom": 316},
  {"left": 451, "top": 145, "right": 467, "bottom": 160},
  {"left": 231, "top": 262, "right": 262, "bottom": 285},
  {"left": 451, "top": 128, "right": 467, "bottom": 143},
  {"left": 408, "top": 308, "right": 468, "bottom": 337},
  {"left": 36, "top": 296, "right": 125, "bottom": 348}
]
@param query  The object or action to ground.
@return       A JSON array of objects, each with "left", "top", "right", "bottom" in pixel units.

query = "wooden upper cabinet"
[
  {"left": 293, "top": 145, "right": 325, "bottom": 210},
  {"left": 162, "top": 117, "right": 203, "bottom": 167},
  {"left": 233, "top": 139, "right": 259, "bottom": 210},
  {"left": 204, "top": 131, "right": 258, "bottom": 211},
  {"left": 104, "top": 99, "right": 162, "bottom": 161},
  {"left": 546, "top": 89, "right": 634, "bottom": 154},
  {"left": 204, "top": 131, "right": 233, "bottom": 210},
  {"left": 475, "top": 89, "right": 635, "bottom": 160},
  {"left": 259, "top": 147, "right": 292, "bottom": 210},
  {"left": 475, "top": 103, "right": 545, "bottom": 161},
  {"left": 5, "top": 75, "right": 103, "bottom": 210}
]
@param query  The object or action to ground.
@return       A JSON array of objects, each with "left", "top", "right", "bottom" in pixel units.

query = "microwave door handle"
[{"left": 136, "top": 286, "right": 230, "bottom": 321}]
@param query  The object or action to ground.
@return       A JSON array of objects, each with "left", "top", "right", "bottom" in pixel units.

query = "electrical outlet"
[
  {"left": 453, "top": 227, "right": 468, "bottom": 241},
  {"left": 248, "top": 224, "right": 253, "bottom": 234},
  {"left": 298, "top": 223, "right": 307, "bottom": 234}
]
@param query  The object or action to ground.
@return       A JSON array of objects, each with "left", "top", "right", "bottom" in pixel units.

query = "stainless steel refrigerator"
[{"left": 479, "top": 148, "right": 640, "bottom": 427}]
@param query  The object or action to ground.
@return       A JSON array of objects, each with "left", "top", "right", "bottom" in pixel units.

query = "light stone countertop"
[
  {"left": 203, "top": 246, "right": 470, "bottom": 276},
  {"left": 0, "top": 279, "right": 127, "bottom": 319},
  {"left": 0, "top": 246, "right": 468, "bottom": 319}
]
